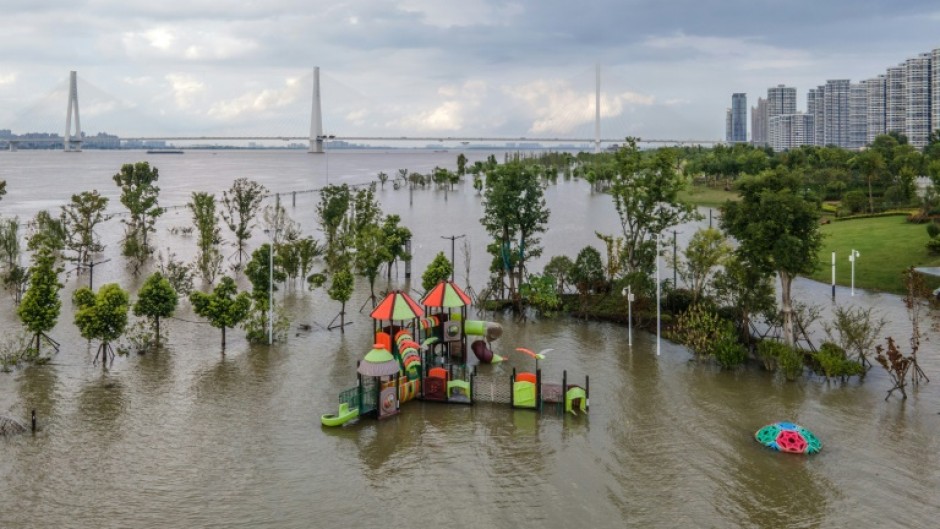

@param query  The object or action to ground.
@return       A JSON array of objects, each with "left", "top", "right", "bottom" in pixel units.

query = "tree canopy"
[
  {"left": 609, "top": 138, "right": 698, "bottom": 276},
  {"left": 721, "top": 168, "right": 823, "bottom": 346},
  {"left": 74, "top": 283, "right": 130, "bottom": 365},
  {"left": 133, "top": 272, "right": 178, "bottom": 343},
  {"left": 189, "top": 276, "right": 251, "bottom": 351}
]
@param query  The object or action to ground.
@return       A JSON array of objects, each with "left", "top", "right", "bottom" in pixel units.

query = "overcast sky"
[{"left": 1, "top": 1, "right": 939, "bottom": 142}]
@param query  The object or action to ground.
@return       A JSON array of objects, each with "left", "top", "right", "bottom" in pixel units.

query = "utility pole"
[
  {"left": 672, "top": 230, "right": 678, "bottom": 287},
  {"left": 83, "top": 258, "right": 111, "bottom": 291},
  {"left": 441, "top": 234, "right": 465, "bottom": 280}
]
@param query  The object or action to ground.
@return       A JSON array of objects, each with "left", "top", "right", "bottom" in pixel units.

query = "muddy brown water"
[{"left": 0, "top": 150, "right": 937, "bottom": 528}]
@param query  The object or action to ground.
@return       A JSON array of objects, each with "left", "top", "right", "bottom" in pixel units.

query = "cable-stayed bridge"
[{"left": 1, "top": 67, "right": 722, "bottom": 152}]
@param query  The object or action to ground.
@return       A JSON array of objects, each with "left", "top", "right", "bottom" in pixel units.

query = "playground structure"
[
  {"left": 754, "top": 422, "right": 822, "bottom": 454},
  {"left": 320, "top": 280, "right": 590, "bottom": 426}
]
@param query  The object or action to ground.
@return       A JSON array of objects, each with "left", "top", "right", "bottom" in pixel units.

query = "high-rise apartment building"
[
  {"left": 933, "top": 49, "right": 940, "bottom": 141},
  {"left": 824, "top": 80, "right": 851, "bottom": 147},
  {"left": 768, "top": 113, "right": 814, "bottom": 151},
  {"left": 725, "top": 108, "right": 732, "bottom": 142},
  {"left": 751, "top": 97, "right": 768, "bottom": 146},
  {"left": 849, "top": 81, "right": 869, "bottom": 149},
  {"left": 731, "top": 93, "right": 747, "bottom": 143},
  {"left": 905, "top": 53, "right": 932, "bottom": 148},
  {"left": 812, "top": 85, "right": 826, "bottom": 146},
  {"left": 767, "top": 85, "right": 797, "bottom": 117},
  {"left": 866, "top": 75, "right": 886, "bottom": 144},
  {"left": 886, "top": 65, "right": 907, "bottom": 135}
]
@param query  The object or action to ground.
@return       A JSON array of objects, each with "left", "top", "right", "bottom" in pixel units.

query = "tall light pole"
[
  {"left": 656, "top": 234, "right": 661, "bottom": 356},
  {"left": 265, "top": 221, "right": 280, "bottom": 345},
  {"left": 849, "top": 249, "right": 860, "bottom": 296},
  {"left": 317, "top": 134, "right": 335, "bottom": 184},
  {"left": 83, "top": 258, "right": 111, "bottom": 291},
  {"left": 441, "top": 234, "right": 465, "bottom": 280}
]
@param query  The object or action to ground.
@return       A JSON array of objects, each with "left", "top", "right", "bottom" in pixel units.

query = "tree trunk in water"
[
  {"left": 340, "top": 302, "right": 346, "bottom": 333},
  {"left": 155, "top": 316, "right": 161, "bottom": 345},
  {"left": 503, "top": 230, "right": 516, "bottom": 305},
  {"left": 779, "top": 271, "right": 795, "bottom": 347},
  {"left": 221, "top": 327, "right": 227, "bottom": 352}
]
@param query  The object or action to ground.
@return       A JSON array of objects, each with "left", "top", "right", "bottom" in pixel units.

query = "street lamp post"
[
  {"left": 831, "top": 251, "right": 836, "bottom": 301},
  {"left": 622, "top": 286, "right": 634, "bottom": 347},
  {"left": 441, "top": 234, "right": 465, "bottom": 280},
  {"left": 849, "top": 249, "right": 860, "bottom": 297}
]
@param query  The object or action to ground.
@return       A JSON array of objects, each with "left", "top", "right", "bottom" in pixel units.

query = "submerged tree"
[
  {"left": 61, "top": 190, "right": 109, "bottom": 266},
  {"left": 221, "top": 178, "right": 267, "bottom": 268},
  {"left": 379, "top": 214, "right": 411, "bottom": 281},
  {"left": 721, "top": 169, "right": 822, "bottom": 347},
  {"left": 18, "top": 248, "right": 63, "bottom": 355},
  {"left": 190, "top": 276, "right": 251, "bottom": 352},
  {"left": 188, "top": 192, "right": 223, "bottom": 284},
  {"left": 355, "top": 224, "right": 389, "bottom": 307},
  {"left": 133, "top": 272, "right": 178, "bottom": 345},
  {"left": 481, "top": 162, "right": 550, "bottom": 309},
  {"left": 609, "top": 138, "right": 698, "bottom": 276},
  {"left": 680, "top": 227, "right": 732, "bottom": 302},
  {"left": 327, "top": 265, "right": 354, "bottom": 332},
  {"left": 243, "top": 243, "right": 288, "bottom": 343},
  {"left": 113, "top": 162, "right": 164, "bottom": 273},
  {"left": 0, "top": 218, "right": 26, "bottom": 303},
  {"left": 27, "top": 210, "right": 67, "bottom": 258},
  {"left": 421, "top": 252, "right": 453, "bottom": 293},
  {"left": 821, "top": 305, "right": 886, "bottom": 368},
  {"left": 74, "top": 283, "right": 130, "bottom": 367},
  {"left": 316, "top": 184, "right": 352, "bottom": 271}
]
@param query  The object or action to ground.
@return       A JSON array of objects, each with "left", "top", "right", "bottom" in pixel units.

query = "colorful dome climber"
[
  {"left": 357, "top": 344, "right": 401, "bottom": 377},
  {"left": 421, "top": 280, "right": 472, "bottom": 308},
  {"left": 754, "top": 422, "right": 822, "bottom": 454},
  {"left": 370, "top": 290, "right": 424, "bottom": 321}
]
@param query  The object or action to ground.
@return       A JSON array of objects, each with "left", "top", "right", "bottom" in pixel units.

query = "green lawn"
[
  {"left": 679, "top": 184, "right": 739, "bottom": 207},
  {"left": 808, "top": 215, "right": 940, "bottom": 293}
]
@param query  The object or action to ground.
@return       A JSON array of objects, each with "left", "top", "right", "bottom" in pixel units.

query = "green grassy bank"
[
  {"left": 678, "top": 185, "right": 739, "bottom": 207},
  {"left": 807, "top": 215, "right": 940, "bottom": 293}
]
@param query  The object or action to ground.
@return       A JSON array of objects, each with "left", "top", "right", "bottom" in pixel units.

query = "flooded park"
[{"left": 0, "top": 150, "right": 937, "bottom": 528}]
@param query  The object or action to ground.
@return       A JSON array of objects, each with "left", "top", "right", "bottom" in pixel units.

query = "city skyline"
[
  {"left": 745, "top": 45, "right": 940, "bottom": 151},
  {"left": 2, "top": 2, "right": 940, "bottom": 141}
]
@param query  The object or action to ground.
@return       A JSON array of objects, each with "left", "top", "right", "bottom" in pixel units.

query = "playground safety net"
[{"left": 471, "top": 372, "right": 512, "bottom": 404}]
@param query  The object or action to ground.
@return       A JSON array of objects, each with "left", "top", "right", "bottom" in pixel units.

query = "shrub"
[
  {"left": 712, "top": 329, "right": 748, "bottom": 369},
  {"left": 777, "top": 346, "right": 804, "bottom": 381},
  {"left": 674, "top": 305, "right": 744, "bottom": 368},
  {"left": 674, "top": 304, "right": 723, "bottom": 359},
  {"left": 927, "top": 222, "right": 940, "bottom": 239},
  {"left": 663, "top": 288, "right": 696, "bottom": 316},
  {"left": 907, "top": 212, "right": 930, "bottom": 224},
  {"left": 927, "top": 238, "right": 940, "bottom": 255},
  {"left": 756, "top": 340, "right": 807, "bottom": 380},
  {"left": 813, "top": 342, "right": 865, "bottom": 380},
  {"left": 842, "top": 190, "right": 867, "bottom": 214}
]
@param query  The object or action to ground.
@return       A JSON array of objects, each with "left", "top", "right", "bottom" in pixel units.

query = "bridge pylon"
[
  {"left": 308, "top": 67, "right": 324, "bottom": 153},
  {"left": 64, "top": 71, "right": 82, "bottom": 152}
]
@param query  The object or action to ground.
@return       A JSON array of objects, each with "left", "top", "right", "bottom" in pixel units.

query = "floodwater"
[{"left": 0, "top": 150, "right": 938, "bottom": 528}]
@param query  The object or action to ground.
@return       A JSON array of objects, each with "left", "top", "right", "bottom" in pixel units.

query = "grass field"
[
  {"left": 679, "top": 184, "right": 739, "bottom": 207},
  {"left": 807, "top": 215, "right": 940, "bottom": 293}
]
